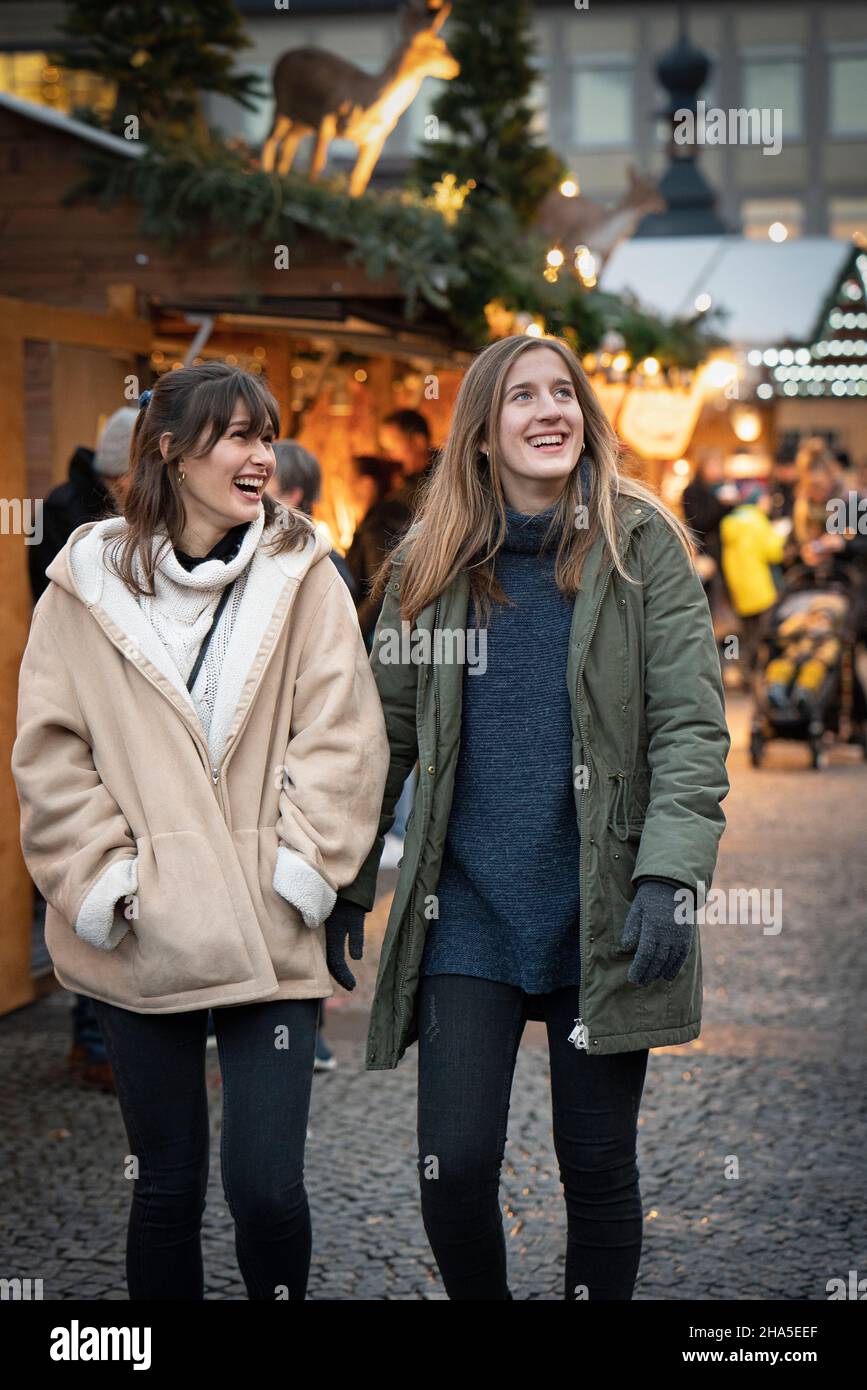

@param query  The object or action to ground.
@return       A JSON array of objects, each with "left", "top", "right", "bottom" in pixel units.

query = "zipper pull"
[
  {"left": 567, "top": 1017, "right": 589, "bottom": 1051},
  {"left": 211, "top": 766, "right": 219, "bottom": 784}
]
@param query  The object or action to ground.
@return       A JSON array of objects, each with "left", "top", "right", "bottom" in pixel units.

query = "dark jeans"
[
  {"left": 416, "top": 974, "right": 649, "bottom": 1300},
  {"left": 91, "top": 996, "right": 320, "bottom": 1300}
]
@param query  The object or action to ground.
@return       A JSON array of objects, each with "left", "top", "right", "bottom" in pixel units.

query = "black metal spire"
[{"left": 634, "top": 8, "right": 727, "bottom": 237}]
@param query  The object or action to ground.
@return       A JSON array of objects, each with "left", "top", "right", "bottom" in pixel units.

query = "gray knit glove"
[
  {"left": 323, "top": 899, "right": 365, "bottom": 991},
  {"left": 616, "top": 878, "right": 695, "bottom": 986}
]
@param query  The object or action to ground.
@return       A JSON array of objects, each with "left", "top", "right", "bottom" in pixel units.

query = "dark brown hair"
[{"left": 108, "top": 362, "right": 313, "bottom": 595}]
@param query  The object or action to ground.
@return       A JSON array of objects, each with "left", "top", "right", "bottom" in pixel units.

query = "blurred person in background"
[
  {"left": 791, "top": 448, "right": 846, "bottom": 558},
  {"left": 720, "top": 483, "right": 785, "bottom": 684},
  {"left": 375, "top": 414, "right": 438, "bottom": 860},
  {"left": 768, "top": 450, "right": 799, "bottom": 524},
  {"left": 29, "top": 408, "right": 136, "bottom": 602},
  {"left": 268, "top": 439, "right": 356, "bottom": 604},
  {"left": 379, "top": 409, "right": 437, "bottom": 517},
  {"left": 681, "top": 449, "right": 736, "bottom": 570},
  {"left": 794, "top": 451, "right": 867, "bottom": 647},
  {"left": 345, "top": 455, "right": 411, "bottom": 648},
  {"left": 681, "top": 448, "right": 737, "bottom": 624}
]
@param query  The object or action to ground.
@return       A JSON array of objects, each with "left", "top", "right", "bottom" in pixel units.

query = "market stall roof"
[
  {"left": 0, "top": 91, "right": 469, "bottom": 357},
  {"left": 154, "top": 298, "right": 472, "bottom": 367},
  {"left": 599, "top": 236, "right": 855, "bottom": 347},
  {"left": 0, "top": 90, "right": 144, "bottom": 159}
]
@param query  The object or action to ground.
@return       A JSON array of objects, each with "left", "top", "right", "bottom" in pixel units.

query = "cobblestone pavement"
[{"left": 1, "top": 694, "right": 865, "bottom": 1300}]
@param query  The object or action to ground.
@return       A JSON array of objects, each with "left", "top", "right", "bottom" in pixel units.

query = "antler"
[
  {"left": 430, "top": 1, "right": 452, "bottom": 33},
  {"left": 399, "top": 0, "right": 451, "bottom": 38}
]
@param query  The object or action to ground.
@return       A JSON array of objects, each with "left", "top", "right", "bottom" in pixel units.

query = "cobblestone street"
[{"left": 2, "top": 694, "right": 865, "bottom": 1300}]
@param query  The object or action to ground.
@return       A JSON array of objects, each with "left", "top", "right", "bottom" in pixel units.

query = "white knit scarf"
[{"left": 134, "top": 508, "right": 266, "bottom": 737}]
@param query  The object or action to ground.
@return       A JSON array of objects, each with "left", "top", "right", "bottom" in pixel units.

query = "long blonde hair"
[{"left": 380, "top": 334, "right": 695, "bottom": 624}]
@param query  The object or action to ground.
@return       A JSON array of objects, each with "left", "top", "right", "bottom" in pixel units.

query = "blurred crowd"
[{"left": 681, "top": 437, "right": 867, "bottom": 682}]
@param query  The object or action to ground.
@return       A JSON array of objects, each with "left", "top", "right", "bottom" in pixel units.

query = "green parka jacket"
[{"left": 339, "top": 495, "right": 731, "bottom": 1069}]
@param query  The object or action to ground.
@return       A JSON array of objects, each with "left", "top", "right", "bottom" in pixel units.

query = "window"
[
  {"left": 830, "top": 53, "right": 867, "bottom": 136},
  {"left": 742, "top": 57, "right": 803, "bottom": 141},
  {"left": 830, "top": 198, "right": 867, "bottom": 242},
  {"left": 0, "top": 50, "right": 113, "bottom": 117},
  {"left": 571, "top": 64, "right": 633, "bottom": 148},
  {"left": 741, "top": 198, "right": 804, "bottom": 240},
  {"left": 527, "top": 57, "right": 550, "bottom": 139}
]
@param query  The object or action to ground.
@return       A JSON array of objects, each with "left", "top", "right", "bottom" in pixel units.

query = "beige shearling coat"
[{"left": 11, "top": 514, "right": 389, "bottom": 1012}]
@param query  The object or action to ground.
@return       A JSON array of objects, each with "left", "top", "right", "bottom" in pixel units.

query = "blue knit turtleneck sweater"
[{"left": 420, "top": 485, "right": 584, "bottom": 994}]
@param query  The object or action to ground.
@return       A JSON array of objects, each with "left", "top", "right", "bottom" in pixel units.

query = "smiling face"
[
  {"left": 162, "top": 397, "right": 276, "bottom": 554},
  {"left": 482, "top": 345, "right": 585, "bottom": 513}
]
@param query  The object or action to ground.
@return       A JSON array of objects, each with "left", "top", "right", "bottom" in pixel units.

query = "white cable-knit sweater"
[{"left": 134, "top": 510, "right": 265, "bottom": 738}]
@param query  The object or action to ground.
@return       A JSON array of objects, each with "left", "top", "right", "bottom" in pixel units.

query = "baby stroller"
[{"left": 749, "top": 563, "right": 867, "bottom": 769}]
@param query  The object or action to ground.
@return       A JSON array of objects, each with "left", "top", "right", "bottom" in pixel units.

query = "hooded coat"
[
  {"left": 11, "top": 515, "right": 390, "bottom": 1012},
  {"left": 338, "top": 497, "right": 731, "bottom": 1069}
]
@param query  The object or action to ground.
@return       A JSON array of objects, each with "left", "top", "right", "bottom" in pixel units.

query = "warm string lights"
[{"left": 542, "top": 176, "right": 599, "bottom": 288}]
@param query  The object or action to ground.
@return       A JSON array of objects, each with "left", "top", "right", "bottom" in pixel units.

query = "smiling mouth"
[
  {"left": 526, "top": 433, "right": 570, "bottom": 450},
  {"left": 233, "top": 475, "right": 266, "bottom": 497}
]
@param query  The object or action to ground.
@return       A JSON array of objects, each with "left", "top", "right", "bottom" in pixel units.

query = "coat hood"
[
  {"left": 43, "top": 512, "right": 335, "bottom": 770},
  {"left": 44, "top": 510, "right": 332, "bottom": 604}
]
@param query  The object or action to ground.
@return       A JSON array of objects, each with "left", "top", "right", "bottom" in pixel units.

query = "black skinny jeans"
[
  {"left": 91, "top": 996, "right": 319, "bottom": 1300},
  {"left": 416, "top": 974, "right": 649, "bottom": 1300}
]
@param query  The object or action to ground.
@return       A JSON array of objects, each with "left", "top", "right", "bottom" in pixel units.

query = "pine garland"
[{"left": 63, "top": 133, "right": 721, "bottom": 366}]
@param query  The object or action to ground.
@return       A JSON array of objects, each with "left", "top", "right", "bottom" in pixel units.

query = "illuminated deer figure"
[{"left": 260, "top": 0, "right": 458, "bottom": 196}]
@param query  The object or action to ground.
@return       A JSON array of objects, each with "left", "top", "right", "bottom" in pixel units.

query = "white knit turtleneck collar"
[
  {"left": 148, "top": 507, "right": 265, "bottom": 590},
  {"left": 134, "top": 507, "right": 267, "bottom": 735}
]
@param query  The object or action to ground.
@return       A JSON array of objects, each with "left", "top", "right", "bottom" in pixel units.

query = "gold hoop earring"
[{"left": 178, "top": 465, "right": 186, "bottom": 485}]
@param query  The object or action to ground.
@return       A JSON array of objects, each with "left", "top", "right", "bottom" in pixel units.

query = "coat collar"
[
  {"left": 407, "top": 493, "right": 655, "bottom": 630},
  {"left": 412, "top": 496, "right": 656, "bottom": 731}
]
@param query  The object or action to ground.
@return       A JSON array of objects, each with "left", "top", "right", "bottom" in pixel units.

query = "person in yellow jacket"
[{"left": 720, "top": 485, "right": 785, "bottom": 679}]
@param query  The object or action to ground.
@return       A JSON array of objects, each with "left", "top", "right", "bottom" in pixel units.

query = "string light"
[{"left": 574, "top": 245, "right": 597, "bottom": 288}]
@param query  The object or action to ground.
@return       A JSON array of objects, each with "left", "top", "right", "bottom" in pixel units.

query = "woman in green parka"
[{"left": 325, "top": 334, "right": 730, "bottom": 1300}]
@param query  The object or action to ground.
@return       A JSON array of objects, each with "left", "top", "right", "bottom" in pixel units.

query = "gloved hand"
[
  {"left": 616, "top": 878, "right": 695, "bottom": 986},
  {"left": 323, "top": 898, "right": 366, "bottom": 991}
]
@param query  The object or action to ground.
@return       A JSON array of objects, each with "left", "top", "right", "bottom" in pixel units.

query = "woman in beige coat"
[{"left": 12, "top": 362, "right": 389, "bottom": 1300}]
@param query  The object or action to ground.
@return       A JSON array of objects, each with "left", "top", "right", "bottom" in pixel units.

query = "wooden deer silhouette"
[{"left": 260, "top": 0, "right": 458, "bottom": 196}]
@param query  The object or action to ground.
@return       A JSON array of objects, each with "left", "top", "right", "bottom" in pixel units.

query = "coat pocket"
[
  {"left": 232, "top": 826, "right": 322, "bottom": 984},
  {"left": 131, "top": 832, "right": 254, "bottom": 998}
]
